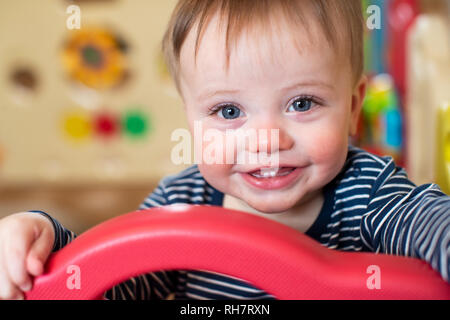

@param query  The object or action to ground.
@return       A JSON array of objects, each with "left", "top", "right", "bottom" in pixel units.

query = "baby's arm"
[
  {"left": 360, "top": 161, "right": 450, "bottom": 282},
  {"left": 27, "top": 210, "right": 77, "bottom": 251},
  {"left": 27, "top": 185, "right": 178, "bottom": 300}
]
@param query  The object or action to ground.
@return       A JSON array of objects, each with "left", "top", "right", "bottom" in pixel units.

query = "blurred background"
[{"left": 0, "top": 0, "right": 448, "bottom": 234}]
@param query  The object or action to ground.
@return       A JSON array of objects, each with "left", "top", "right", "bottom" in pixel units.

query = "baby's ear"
[{"left": 349, "top": 75, "right": 368, "bottom": 136}]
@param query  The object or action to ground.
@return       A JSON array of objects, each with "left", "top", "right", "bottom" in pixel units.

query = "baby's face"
[{"left": 178, "top": 15, "right": 366, "bottom": 213}]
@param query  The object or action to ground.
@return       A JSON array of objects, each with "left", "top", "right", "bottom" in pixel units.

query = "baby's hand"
[{"left": 0, "top": 212, "right": 54, "bottom": 300}]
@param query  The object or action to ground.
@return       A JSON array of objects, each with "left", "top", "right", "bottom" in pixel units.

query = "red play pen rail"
[{"left": 25, "top": 205, "right": 450, "bottom": 300}]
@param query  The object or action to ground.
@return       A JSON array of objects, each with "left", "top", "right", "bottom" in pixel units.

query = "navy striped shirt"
[{"left": 36, "top": 146, "right": 450, "bottom": 299}]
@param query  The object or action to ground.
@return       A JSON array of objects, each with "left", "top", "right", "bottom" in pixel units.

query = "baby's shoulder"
[
  {"left": 158, "top": 164, "right": 204, "bottom": 188},
  {"left": 152, "top": 165, "right": 217, "bottom": 205},
  {"left": 344, "top": 145, "right": 401, "bottom": 176},
  {"left": 328, "top": 146, "right": 413, "bottom": 210},
  {"left": 333, "top": 145, "right": 411, "bottom": 193}
]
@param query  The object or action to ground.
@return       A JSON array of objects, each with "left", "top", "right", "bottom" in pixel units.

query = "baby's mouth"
[
  {"left": 248, "top": 167, "right": 296, "bottom": 178},
  {"left": 240, "top": 166, "right": 303, "bottom": 190}
]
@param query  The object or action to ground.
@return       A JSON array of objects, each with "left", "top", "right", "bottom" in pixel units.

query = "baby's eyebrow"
[
  {"left": 197, "top": 89, "right": 240, "bottom": 100},
  {"left": 197, "top": 80, "right": 334, "bottom": 101},
  {"left": 281, "top": 80, "right": 335, "bottom": 92}
]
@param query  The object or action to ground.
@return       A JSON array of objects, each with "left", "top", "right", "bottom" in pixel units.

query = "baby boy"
[{"left": 0, "top": 0, "right": 448, "bottom": 299}]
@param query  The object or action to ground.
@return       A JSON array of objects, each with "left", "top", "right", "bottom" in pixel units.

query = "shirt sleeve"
[
  {"left": 360, "top": 159, "right": 450, "bottom": 282},
  {"left": 28, "top": 210, "right": 77, "bottom": 252}
]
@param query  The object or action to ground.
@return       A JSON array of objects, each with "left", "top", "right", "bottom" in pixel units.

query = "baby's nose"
[{"left": 245, "top": 124, "right": 294, "bottom": 154}]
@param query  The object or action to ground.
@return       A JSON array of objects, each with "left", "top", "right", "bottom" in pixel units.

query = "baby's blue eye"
[
  {"left": 219, "top": 105, "right": 241, "bottom": 119},
  {"left": 287, "top": 98, "right": 313, "bottom": 113}
]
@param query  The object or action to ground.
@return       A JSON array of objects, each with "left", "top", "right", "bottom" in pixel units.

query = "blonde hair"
[{"left": 162, "top": 0, "right": 364, "bottom": 91}]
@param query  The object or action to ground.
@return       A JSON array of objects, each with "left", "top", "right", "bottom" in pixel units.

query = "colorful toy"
[
  {"left": 25, "top": 205, "right": 449, "bottom": 300},
  {"left": 357, "top": 74, "right": 403, "bottom": 163},
  {"left": 62, "top": 108, "right": 150, "bottom": 142},
  {"left": 386, "top": 0, "right": 419, "bottom": 101},
  {"left": 436, "top": 103, "right": 450, "bottom": 194},
  {"left": 62, "top": 27, "right": 129, "bottom": 90},
  {"left": 371, "top": 0, "right": 388, "bottom": 75},
  {"left": 406, "top": 13, "right": 450, "bottom": 185},
  {"left": 359, "top": 1, "right": 413, "bottom": 164},
  {"left": 0, "top": 0, "right": 186, "bottom": 186}
]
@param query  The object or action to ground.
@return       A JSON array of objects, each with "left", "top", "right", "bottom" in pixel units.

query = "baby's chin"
[{"left": 242, "top": 196, "right": 302, "bottom": 214}]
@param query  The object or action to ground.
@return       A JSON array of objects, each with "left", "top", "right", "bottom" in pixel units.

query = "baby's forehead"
[
  {"left": 179, "top": 12, "right": 343, "bottom": 84},
  {"left": 164, "top": 0, "right": 363, "bottom": 94}
]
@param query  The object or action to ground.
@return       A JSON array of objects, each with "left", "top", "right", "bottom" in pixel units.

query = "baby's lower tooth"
[
  {"left": 252, "top": 167, "right": 296, "bottom": 178},
  {"left": 261, "top": 168, "right": 278, "bottom": 177}
]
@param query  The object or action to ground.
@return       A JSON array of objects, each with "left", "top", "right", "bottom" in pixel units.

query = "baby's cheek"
[
  {"left": 194, "top": 129, "right": 235, "bottom": 192},
  {"left": 198, "top": 162, "right": 233, "bottom": 193},
  {"left": 308, "top": 129, "right": 348, "bottom": 174},
  {"left": 193, "top": 129, "right": 229, "bottom": 165}
]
